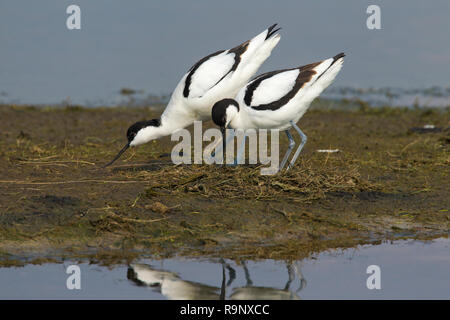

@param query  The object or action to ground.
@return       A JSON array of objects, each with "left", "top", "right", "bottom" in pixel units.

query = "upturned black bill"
[{"left": 102, "top": 143, "right": 130, "bottom": 168}]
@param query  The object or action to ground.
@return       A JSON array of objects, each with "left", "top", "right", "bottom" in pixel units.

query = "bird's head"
[
  {"left": 103, "top": 119, "right": 161, "bottom": 168},
  {"left": 212, "top": 98, "right": 239, "bottom": 130},
  {"left": 211, "top": 98, "right": 240, "bottom": 151}
]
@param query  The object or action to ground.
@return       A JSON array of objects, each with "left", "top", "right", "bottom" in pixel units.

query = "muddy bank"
[{"left": 0, "top": 104, "right": 448, "bottom": 266}]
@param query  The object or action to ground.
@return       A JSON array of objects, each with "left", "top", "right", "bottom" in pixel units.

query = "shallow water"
[
  {"left": 3, "top": 89, "right": 449, "bottom": 109},
  {"left": 0, "top": 238, "right": 448, "bottom": 299},
  {"left": 2, "top": 1, "right": 450, "bottom": 106}
]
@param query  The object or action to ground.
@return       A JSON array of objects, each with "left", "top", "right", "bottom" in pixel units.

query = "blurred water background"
[{"left": 0, "top": 1, "right": 449, "bottom": 108}]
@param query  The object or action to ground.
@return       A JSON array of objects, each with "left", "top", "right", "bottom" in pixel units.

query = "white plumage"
[
  {"left": 104, "top": 24, "right": 281, "bottom": 167},
  {"left": 245, "top": 69, "right": 299, "bottom": 107},
  {"left": 187, "top": 54, "right": 235, "bottom": 99},
  {"left": 161, "top": 24, "right": 282, "bottom": 130},
  {"left": 211, "top": 53, "right": 345, "bottom": 171},
  {"left": 128, "top": 263, "right": 222, "bottom": 300}
]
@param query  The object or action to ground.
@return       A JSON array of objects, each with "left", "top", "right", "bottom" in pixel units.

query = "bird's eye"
[{"left": 128, "top": 132, "right": 137, "bottom": 140}]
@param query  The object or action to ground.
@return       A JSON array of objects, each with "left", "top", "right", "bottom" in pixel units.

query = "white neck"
[
  {"left": 131, "top": 99, "right": 197, "bottom": 147},
  {"left": 228, "top": 107, "right": 249, "bottom": 130},
  {"left": 130, "top": 118, "right": 173, "bottom": 146}
]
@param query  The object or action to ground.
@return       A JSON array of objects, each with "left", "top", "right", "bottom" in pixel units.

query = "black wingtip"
[
  {"left": 268, "top": 23, "right": 277, "bottom": 32},
  {"left": 266, "top": 23, "right": 281, "bottom": 40},
  {"left": 333, "top": 52, "right": 346, "bottom": 61}
]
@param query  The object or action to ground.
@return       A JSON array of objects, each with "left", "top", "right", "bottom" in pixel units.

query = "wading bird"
[
  {"left": 127, "top": 260, "right": 238, "bottom": 300},
  {"left": 103, "top": 24, "right": 281, "bottom": 167},
  {"left": 211, "top": 53, "right": 345, "bottom": 171}
]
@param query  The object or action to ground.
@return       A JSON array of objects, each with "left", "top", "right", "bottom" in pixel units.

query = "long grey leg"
[
  {"left": 211, "top": 129, "right": 235, "bottom": 158},
  {"left": 286, "top": 121, "right": 307, "bottom": 171},
  {"left": 225, "top": 264, "right": 236, "bottom": 287},
  {"left": 235, "top": 134, "right": 247, "bottom": 165},
  {"left": 279, "top": 130, "right": 295, "bottom": 171},
  {"left": 220, "top": 258, "right": 236, "bottom": 288},
  {"left": 242, "top": 260, "right": 253, "bottom": 286},
  {"left": 294, "top": 262, "right": 307, "bottom": 293},
  {"left": 220, "top": 261, "right": 226, "bottom": 300},
  {"left": 283, "top": 262, "right": 295, "bottom": 291}
]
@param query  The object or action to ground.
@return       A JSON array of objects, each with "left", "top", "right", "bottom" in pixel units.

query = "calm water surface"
[
  {"left": 1, "top": 1, "right": 449, "bottom": 106},
  {"left": 0, "top": 238, "right": 449, "bottom": 299}
]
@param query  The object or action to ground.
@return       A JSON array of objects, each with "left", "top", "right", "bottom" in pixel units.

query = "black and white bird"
[
  {"left": 103, "top": 24, "right": 281, "bottom": 167},
  {"left": 230, "top": 261, "right": 306, "bottom": 300},
  {"left": 127, "top": 263, "right": 223, "bottom": 300},
  {"left": 211, "top": 53, "right": 345, "bottom": 171}
]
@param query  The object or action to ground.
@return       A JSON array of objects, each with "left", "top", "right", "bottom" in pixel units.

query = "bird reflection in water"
[
  {"left": 230, "top": 261, "right": 306, "bottom": 300},
  {"left": 127, "top": 260, "right": 306, "bottom": 300}
]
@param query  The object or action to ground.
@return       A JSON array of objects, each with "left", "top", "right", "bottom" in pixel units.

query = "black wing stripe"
[
  {"left": 183, "top": 25, "right": 284, "bottom": 99},
  {"left": 228, "top": 41, "right": 250, "bottom": 73},
  {"left": 183, "top": 41, "right": 251, "bottom": 99},
  {"left": 208, "top": 41, "right": 250, "bottom": 92},
  {"left": 183, "top": 50, "right": 225, "bottom": 98},
  {"left": 244, "top": 69, "right": 292, "bottom": 106},
  {"left": 246, "top": 62, "right": 321, "bottom": 111}
]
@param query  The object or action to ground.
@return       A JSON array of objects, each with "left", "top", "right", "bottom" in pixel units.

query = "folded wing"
[
  {"left": 240, "top": 53, "right": 345, "bottom": 111},
  {"left": 183, "top": 24, "right": 281, "bottom": 100}
]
